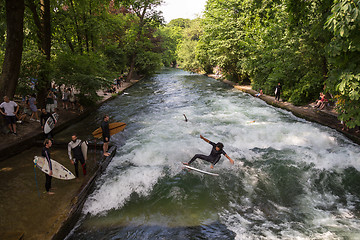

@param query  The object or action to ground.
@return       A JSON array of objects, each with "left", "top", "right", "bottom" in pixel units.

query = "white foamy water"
[{"left": 78, "top": 69, "right": 360, "bottom": 239}]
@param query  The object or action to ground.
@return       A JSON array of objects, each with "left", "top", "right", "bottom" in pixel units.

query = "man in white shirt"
[{"left": 0, "top": 96, "right": 19, "bottom": 135}]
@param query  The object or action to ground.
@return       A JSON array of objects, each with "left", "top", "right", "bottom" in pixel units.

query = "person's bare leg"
[{"left": 103, "top": 142, "right": 110, "bottom": 156}]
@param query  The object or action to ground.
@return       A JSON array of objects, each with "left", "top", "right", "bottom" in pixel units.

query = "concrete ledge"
[{"left": 51, "top": 145, "right": 117, "bottom": 240}]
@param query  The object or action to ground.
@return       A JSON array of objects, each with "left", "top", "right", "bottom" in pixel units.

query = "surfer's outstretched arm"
[
  {"left": 200, "top": 135, "right": 210, "bottom": 143},
  {"left": 225, "top": 154, "right": 234, "bottom": 165}
]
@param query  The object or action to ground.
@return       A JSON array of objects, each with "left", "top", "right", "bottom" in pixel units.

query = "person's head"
[
  {"left": 31, "top": 93, "right": 36, "bottom": 98},
  {"left": 41, "top": 108, "right": 46, "bottom": 114},
  {"left": 71, "top": 134, "right": 77, "bottom": 142},
  {"left": 215, "top": 142, "right": 224, "bottom": 151},
  {"left": 44, "top": 139, "right": 52, "bottom": 148},
  {"left": 3, "top": 96, "right": 9, "bottom": 103},
  {"left": 103, "top": 114, "right": 109, "bottom": 122},
  {"left": 278, "top": 82, "right": 281, "bottom": 86}
]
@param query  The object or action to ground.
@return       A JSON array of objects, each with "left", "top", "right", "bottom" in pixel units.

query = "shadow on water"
[{"left": 68, "top": 222, "right": 236, "bottom": 240}]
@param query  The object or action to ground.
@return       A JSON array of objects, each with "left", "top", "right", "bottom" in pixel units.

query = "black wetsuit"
[
  {"left": 275, "top": 85, "right": 281, "bottom": 101},
  {"left": 188, "top": 141, "right": 227, "bottom": 166},
  {"left": 42, "top": 146, "right": 52, "bottom": 192},
  {"left": 68, "top": 140, "right": 87, "bottom": 177},
  {"left": 101, "top": 120, "right": 110, "bottom": 142}
]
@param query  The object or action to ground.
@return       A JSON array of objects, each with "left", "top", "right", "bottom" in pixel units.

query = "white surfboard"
[
  {"left": 81, "top": 141, "right": 88, "bottom": 161},
  {"left": 182, "top": 164, "right": 219, "bottom": 176},
  {"left": 52, "top": 112, "right": 59, "bottom": 123},
  {"left": 34, "top": 156, "right": 75, "bottom": 180},
  {"left": 44, "top": 113, "right": 59, "bottom": 134}
]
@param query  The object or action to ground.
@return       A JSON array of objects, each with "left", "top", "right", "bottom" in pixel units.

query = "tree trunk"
[
  {"left": 42, "top": 0, "right": 51, "bottom": 61},
  {"left": 27, "top": 0, "right": 52, "bottom": 108},
  {"left": 126, "top": 55, "right": 136, "bottom": 82},
  {"left": 0, "top": 0, "right": 25, "bottom": 100}
]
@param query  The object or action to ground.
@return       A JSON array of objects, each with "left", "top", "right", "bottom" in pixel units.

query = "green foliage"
[
  {"left": 326, "top": 0, "right": 360, "bottom": 128},
  {"left": 135, "top": 50, "right": 162, "bottom": 75},
  {"left": 0, "top": 0, "right": 167, "bottom": 106},
  {"left": 158, "top": 25, "right": 183, "bottom": 66},
  {"left": 53, "top": 52, "right": 111, "bottom": 105},
  {"left": 103, "top": 44, "right": 128, "bottom": 73},
  {"left": 16, "top": 46, "right": 53, "bottom": 96},
  {"left": 198, "top": 0, "right": 331, "bottom": 104},
  {"left": 175, "top": 18, "right": 206, "bottom": 72}
]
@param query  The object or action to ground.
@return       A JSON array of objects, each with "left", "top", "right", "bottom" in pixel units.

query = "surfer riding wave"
[{"left": 184, "top": 135, "right": 234, "bottom": 169}]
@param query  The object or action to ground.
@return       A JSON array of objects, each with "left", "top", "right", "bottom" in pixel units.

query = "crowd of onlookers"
[
  {"left": 107, "top": 75, "right": 125, "bottom": 94},
  {"left": 0, "top": 84, "right": 86, "bottom": 136},
  {"left": 1, "top": 74, "right": 127, "bottom": 136}
]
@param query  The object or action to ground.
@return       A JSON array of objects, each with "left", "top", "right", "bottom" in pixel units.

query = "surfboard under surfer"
[{"left": 183, "top": 135, "right": 234, "bottom": 169}]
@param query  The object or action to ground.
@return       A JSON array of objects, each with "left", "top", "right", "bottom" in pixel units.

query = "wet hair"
[{"left": 216, "top": 142, "right": 224, "bottom": 150}]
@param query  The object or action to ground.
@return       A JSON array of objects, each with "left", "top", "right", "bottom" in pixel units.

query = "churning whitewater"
[{"left": 69, "top": 68, "right": 360, "bottom": 239}]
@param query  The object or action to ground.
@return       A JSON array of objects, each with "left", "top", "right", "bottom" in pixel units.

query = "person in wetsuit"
[
  {"left": 101, "top": 114, "right": 110, "bottom": 156},
  {"left": 42, "top": 138, "right": 55, "bottom": 195},
  {"left": 68, "top": 134, "right": 87, "bottom": 178},
  {"left": 184, "top": 135, "right": 234, "bottom": 169}
]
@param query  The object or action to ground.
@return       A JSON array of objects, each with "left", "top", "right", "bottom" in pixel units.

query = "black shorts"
[
  {"left": 103, "top": 135, "right": 110, "bottom": 143},
  {"left": 5, "top": 116, "right": 16, "bottom": 124}
]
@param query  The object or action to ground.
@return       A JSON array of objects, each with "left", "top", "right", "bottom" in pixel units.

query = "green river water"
[{"left": 64, "top": 68, "right": 360, "bottom": 239}]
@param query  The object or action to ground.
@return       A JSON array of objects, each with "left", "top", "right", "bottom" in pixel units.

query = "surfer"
[
  {"left": 42, "top": 139, "right": 55, "bottom": 195},
  {"left": 101, "top": 114, "right": 111, "bottom": 156},
  {"left": 68, "top": 134, "right": 87, "bottom": 177},
  {"left": 184, "top": 135, "right": 234, "bottom": 169}
]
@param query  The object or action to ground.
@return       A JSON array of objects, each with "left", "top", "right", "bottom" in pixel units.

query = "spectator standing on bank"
[
  {"left": 52, "top": 87, "right": 58, "bottom": 110},
  {"left": 117, "top": 76, "right": 122, "bottom": 89},
  {"left": 69, "top": 89, "right": 76, "bottom": 110},
  {"left": 275, "top": 83, "right": 282, "bottom": 102},
  {"left": 29, "top": 94, "right": 40, "bottom": 122},
  {"left": 46, "top": 89, "right": 55, "bottom": 113},
  {"left": 0, "top": 96, "right": 19, "bottom": 135},
  {"left": 62, "top": 88, "right": 69, "bottom": 110}
]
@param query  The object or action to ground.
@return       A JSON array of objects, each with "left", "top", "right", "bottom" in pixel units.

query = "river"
[{"left": 65, "top": 68, "right": 360, "bottom": 239}]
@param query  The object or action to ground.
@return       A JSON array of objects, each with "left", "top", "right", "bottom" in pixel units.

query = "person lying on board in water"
[{"left": 183, "top": 135, "right": 234, "bottom": 169}]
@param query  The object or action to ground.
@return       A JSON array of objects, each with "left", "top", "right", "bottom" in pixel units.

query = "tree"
[
  {"left": 326, "top": 0, "right": 360, "bottom": 128},
  {"left": 0, "top": 0, "right": 25, "bottom": 101},
  {"left": 25, "top": 0, "right": 52, "bottom": 107},
  {"left": 118, "top": 0, "right": 164, "bottom": 81},
  {"left": 176, "top": 18, "right": 205, "bottom": 72}
]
